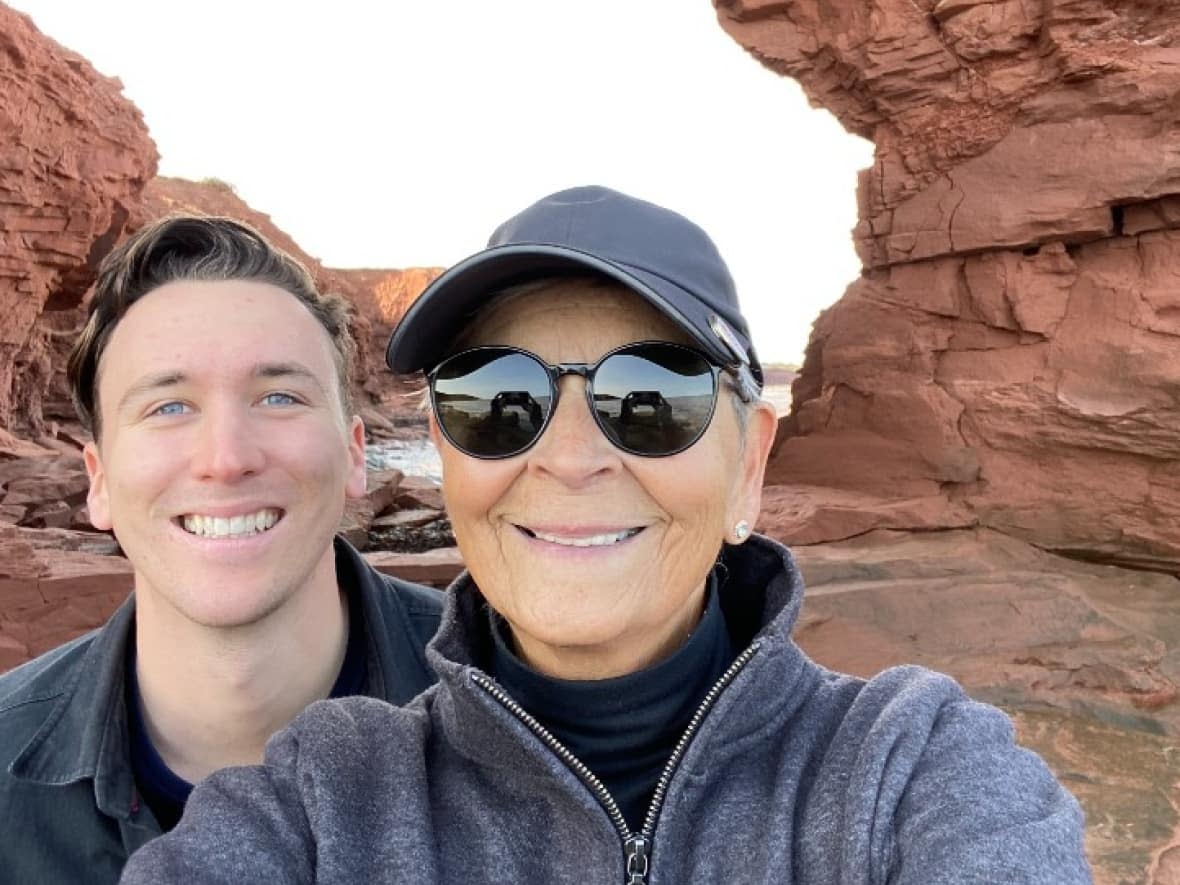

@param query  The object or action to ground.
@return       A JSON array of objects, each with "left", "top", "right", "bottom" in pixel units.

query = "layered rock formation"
[
  {"left": 718, "top": 0, "right": 1180, "bottom": 569},
  {"left": 790, "top": 528, "right": 1180, "bottom": 881},
  {"left": 0, "top": 4, "right": 157, "bottom": 437},
  {"left": 717, "top": 2, "right": 1180, "bottom": 877}
]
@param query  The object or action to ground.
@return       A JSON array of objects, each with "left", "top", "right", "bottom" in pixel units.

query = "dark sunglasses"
[{"left": 429, "top": 341, "right": 750, "bottom": 459}]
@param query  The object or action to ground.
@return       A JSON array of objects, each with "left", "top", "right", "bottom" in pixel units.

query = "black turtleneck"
[{"left": 489, "top": 574, "right": 735, "bottom": 832}]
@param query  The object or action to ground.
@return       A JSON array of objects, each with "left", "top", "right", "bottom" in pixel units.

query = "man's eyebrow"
[
  {"left": 253, "top": 362, "right": 330, "bottom": 395},
  {"left": 115, "top": 363, "right": 332, "bottom": 414},
  {"left": 117, "top": 371, "right": 187, "bottom": 412}
]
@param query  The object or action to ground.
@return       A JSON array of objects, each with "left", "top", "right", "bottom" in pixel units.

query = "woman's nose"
[{"left": 526, "top": 375, "right": 619, "bottom": 487}]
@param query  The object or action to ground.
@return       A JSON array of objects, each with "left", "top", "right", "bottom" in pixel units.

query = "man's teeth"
[
  {"left": 529, "top": 528, "right": 640, "bottom": 547},
  {"left": 182, "top": 509, "right": 281, "bottom": 539}
]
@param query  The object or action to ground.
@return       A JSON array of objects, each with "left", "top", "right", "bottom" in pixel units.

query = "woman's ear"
[{"left": 729, "top": 400, "right": 778, "bottom": 537}]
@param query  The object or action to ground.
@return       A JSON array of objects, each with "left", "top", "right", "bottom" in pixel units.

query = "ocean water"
[{"left": 365, "top": 438, "right": 442, "bottom": 483}]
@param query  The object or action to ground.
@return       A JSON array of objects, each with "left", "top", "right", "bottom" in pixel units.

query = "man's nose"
[
  {"left": 190, "top": 405, "right": 265, "bottom": 482},
  {"left": 526, "top": 375, "right": 619, "bottom": 487}
]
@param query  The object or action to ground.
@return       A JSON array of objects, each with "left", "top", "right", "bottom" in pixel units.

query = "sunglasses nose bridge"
[
  {"left": 552, "top": 363, "right": 591, "bottom": 381},
  {"left": 547, "top": 364, "right": 592, "bottom": 413},
  {"left": 550, "top": 363, "right": 612, "bottom": 440}
]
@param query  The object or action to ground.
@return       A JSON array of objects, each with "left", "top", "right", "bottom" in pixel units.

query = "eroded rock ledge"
[{"left": 717, "top": 0, "right": 1180, "bottom": 266}]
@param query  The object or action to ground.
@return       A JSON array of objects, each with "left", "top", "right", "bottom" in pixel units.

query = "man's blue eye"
[
  {"left": 262, "top": 393, "right": 298, "bottom": 406},
  {"left": 153, "top": 402, "right": 188, "bottom": 416}
]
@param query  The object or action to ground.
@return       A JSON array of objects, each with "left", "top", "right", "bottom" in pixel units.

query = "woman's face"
[{"left": 431, "top": 279, "right": 776, "bottom": 679}]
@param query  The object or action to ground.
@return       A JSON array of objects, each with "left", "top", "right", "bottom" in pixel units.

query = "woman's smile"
[{"left": 512, "top": 522, "right": 645, "bottom": 553}]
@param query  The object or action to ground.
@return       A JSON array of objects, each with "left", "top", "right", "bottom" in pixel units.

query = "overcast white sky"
[{"left": 13, "top": 0, "right": 872, "bottom": 364}]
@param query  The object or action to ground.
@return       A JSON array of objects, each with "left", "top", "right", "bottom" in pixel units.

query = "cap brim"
[{"left": 385, "top": 243, "right": 736, "bottom": 374}]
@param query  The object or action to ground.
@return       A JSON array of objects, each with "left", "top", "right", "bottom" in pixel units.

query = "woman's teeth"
[
  {"left": 528, "top": 527, "right": 641, "bottom": 547},
  {"left": 182, "top": 509, "right": 281, "bottom": 539}
]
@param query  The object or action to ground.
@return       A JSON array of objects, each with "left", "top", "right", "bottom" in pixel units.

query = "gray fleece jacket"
[{"left": 121, "top": 535, "right": 1090, "bottom": 884}]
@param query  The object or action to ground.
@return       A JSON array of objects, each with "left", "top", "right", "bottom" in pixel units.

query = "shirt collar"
[{"left": 9, "top": 595, "right": 139, "bottom": 819}]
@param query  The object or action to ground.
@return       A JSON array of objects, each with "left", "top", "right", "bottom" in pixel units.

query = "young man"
[{"left": 0, "top": 217, "right": 444, "bottom": 883}]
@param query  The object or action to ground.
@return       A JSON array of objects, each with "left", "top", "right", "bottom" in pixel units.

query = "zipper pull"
[{"left": 624, "top": 835, "right": 650, "bottom": 884}]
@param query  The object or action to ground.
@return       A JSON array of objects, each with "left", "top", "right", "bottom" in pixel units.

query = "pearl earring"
[{"left": 733, "top": 520, "right": 750, "bottom": 542}]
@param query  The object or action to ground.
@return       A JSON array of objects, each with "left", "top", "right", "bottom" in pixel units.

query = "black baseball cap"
[{"left": 385, "top": 185, "right": 762, "bottom": 386}]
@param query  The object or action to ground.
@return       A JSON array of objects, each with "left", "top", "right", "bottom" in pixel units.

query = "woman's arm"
[
  {"left": 120, "top": 723, "right": 317, "bottom": 884},
  {"left": 120, "top": 695, "right": 435, "bottom": 884},
  {"left": 889, "top": 693, "right": 1091, "bottom": 883}
]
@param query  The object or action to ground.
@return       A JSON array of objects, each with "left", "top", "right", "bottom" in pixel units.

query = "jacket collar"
[
  {"left": 334, "top": 537, "right": 387, "bottom": 698},
  {"left": 9, "top": 595, "right": 138, "bottom": 818},
  {"left": 426, "top": 534, "right": 812, "bottom": 775}
]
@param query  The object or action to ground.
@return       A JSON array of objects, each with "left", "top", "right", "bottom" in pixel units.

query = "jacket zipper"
[{"left": 471, "top": 640, "right": 761, "bottom": 884}]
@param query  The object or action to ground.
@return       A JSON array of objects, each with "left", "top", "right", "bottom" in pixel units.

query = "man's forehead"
[
  {"left": 98, "top": 280, "right": 338, "bottom": 380},
  {"left": 111, "top": 278, "right": 322, "bottom": 328}
]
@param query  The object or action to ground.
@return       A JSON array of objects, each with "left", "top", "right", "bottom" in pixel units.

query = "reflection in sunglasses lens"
[
  {"left": 593, "top": 346, "right": 716, "bottom": 455},
  {"left": 433, "top": 351, "right": 552, "bottom": 458}
]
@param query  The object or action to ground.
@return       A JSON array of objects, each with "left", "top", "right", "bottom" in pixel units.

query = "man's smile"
[{"left": 178, "top": 508, "right": 284, "bottom": 539}]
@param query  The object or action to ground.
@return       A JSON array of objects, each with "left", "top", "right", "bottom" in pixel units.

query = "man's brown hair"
[{"left": 68, "top": 215, "right": 357, "bottom": 437}]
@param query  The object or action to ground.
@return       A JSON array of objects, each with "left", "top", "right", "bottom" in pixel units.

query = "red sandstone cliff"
[
  {"left": 717, "top": 0, "right": 1180, "bottom": 568},
  {"left": 15, "top": 173, "right": 442, "bottom": 440},
  {"left": 329, "top": 265, "right": 443, "bottom": 424},
  {"left": 0, "top": 2, "right": 442, "bottom": 441},
  {"left": 717, "top": 3, "right": 1180, "bottom": 877},
  {"left": 0, "top": 4, "right": 157, "bottom": 438}
]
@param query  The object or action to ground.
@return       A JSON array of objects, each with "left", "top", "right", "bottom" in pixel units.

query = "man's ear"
[
  {"left": 729, "top": 400, "right": 778, "bottom": 537},
  {"left": 82, "top": 440, "right": 113, "bottom": 531},
  {"left": 345, "top": 415, "right": 367, "bottom": 500}
]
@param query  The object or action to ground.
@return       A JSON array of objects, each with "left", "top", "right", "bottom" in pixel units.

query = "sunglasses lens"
[
  {"left": 592, "top": 344, "right": 717, "bottom": 456},
  {"left": 432, "top": 350, "right": 552, "bottom": 458}
]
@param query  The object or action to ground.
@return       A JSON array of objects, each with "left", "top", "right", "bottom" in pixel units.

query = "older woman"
[{"left": 122, "top": 187, "right": 1089, "bottom": 884}]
